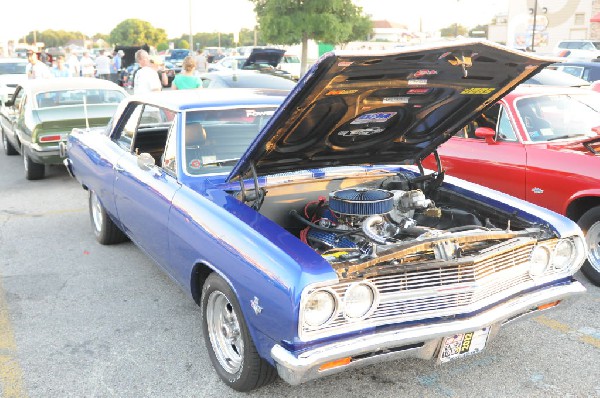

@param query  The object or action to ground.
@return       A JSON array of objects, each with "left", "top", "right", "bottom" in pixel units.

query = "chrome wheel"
[
  {"left": 585, "top": 220, "right": 600, "bottom": 272},
  {"left": 90, "top": 191, "right": 104, "bottom": 234},
  {"left": 205, "top": 290, "right": 244, "bottom": 374}
]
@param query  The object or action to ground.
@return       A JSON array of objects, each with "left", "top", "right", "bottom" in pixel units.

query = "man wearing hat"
[{"left": 26, "top": 50, "right": 52, "bottom": 79}]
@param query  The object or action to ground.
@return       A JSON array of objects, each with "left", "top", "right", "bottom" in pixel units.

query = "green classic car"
[{"left": 1, "top": 77, "right": 127, "bottom": 179}]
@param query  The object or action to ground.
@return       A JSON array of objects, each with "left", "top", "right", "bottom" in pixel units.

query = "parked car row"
[
  {"left": 60, "top": 41, "right": 588, "bottom": 392},
  {"left": 0, "top": 77, "right": 126, "bottom": 179}
]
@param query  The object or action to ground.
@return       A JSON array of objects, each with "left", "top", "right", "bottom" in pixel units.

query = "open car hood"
[
  {"left": 243, "top": 48, "right": 286, "bottom": 68},
  {"left": 228, "top": 40, "right": 553, "bottom": 181}
]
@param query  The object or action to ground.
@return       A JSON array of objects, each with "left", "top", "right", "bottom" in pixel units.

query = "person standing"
[
  {"left": 194, "top": 49, "right": 207, "bottom": 74},
  {"left": 66, "top": 50, "right": 80, "bottom": 77},
  {"left": 172, "top": 56, "right": 202, "bottom": 90},
  {"left": 94, "top": 49, "right": 111, "bottom": 80},
  {"left": 133, "top": 49, "right": 162, "bottom": 95},
  {"left": 111, "top": 50, "right": 124, "bottom": 83},
  {"left": 52, "top": 55, "right": 72, "bottom": 77},
  {"left": 26, "top": 50, "right": 53, "bottom": 79},
  {"left": 80, "top": 51, "right": 95, "bottom": 77}
]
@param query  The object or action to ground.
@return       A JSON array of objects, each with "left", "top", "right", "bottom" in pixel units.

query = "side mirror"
[
  {"left": 4, "top": 99, "right": 14, "bottom": 107},
  {"left": 474, "top": 127, "right": 497, "bottom": 145},
  {"left": 137, "top": 152, "right": 156, "bottom": 170}
]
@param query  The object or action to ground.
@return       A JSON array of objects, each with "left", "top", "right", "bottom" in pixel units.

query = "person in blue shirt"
[{"left": 52, "top": 55, "right": 71, "bottom": 78}]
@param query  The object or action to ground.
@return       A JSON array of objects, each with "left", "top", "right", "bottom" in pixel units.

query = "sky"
[{"left": 0, "top": 0, "right": 508, "bottom": 41}]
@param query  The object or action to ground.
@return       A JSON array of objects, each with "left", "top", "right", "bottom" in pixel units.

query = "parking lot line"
[
  {"left": 0, "top": 277, "right": 27, "bottom": 398},
  {"left": 535, "top": 315, "right": 600, "bottom": 349}
]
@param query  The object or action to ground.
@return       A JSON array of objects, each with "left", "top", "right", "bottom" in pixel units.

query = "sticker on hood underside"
[
  {"left": 351, "top": 112, "right": 397, "bottom": 124},
  {"left": 337, "top": 127, "right": 385, "bottom": 136},
  {"left": 383, "top": 97, "right": 409, "bottom": 104},
  {"left": 460, "top": 88, "right": 495, "bottom": 95},
  {"left": 326, "top": 89, "right": 358, "bottom": 95}
]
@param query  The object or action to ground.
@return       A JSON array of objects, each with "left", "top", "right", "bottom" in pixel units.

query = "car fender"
[{"left": 564, "top": 189, "right": 600, "bottom": 218}]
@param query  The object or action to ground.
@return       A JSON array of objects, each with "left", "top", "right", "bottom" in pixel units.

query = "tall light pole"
[
  {"left": 530, "top": 0, "right": 538, "bottom": 51},
  {"left": 189, "top": 0, "right": 194, "bottom": 52}
]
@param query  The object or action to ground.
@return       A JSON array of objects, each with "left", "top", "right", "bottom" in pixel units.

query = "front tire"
[
  {"left": 201, "top": 273, "right": 276, "bottom": 392},
  {"left": 2, "top": 129, "right": 17, "bottom": 155},
  {"left": 578, "top": 206, "right": 600, "bottom": 286},
  {"left": 23, "top": 149, "right": 45, "bottom": 180},
  {"left": 89, "top": 190, "right": 128, "bottom": 245}
]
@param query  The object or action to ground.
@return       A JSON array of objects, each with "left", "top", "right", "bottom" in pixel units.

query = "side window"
[
  {"left": 455, "top": 104, "right": 499, "bottom": 139},
  {"left": 162, "top": 119, "right": 178, "bottom": 175},
  {"left": 12, "top": 87, "right": 25, "bottom": 111},
  {"left": 497, "top": 107, "right": 518, "bottom": 142},
  {"left": 114, "top": 104, "right": 143, "bottom": 151}
]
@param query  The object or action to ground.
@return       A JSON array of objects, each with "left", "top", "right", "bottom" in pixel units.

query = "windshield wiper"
[{"left": 202, "top": 158, "right": 240, "bottom": 166}]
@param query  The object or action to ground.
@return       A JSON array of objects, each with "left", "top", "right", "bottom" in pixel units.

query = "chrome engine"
[{"left": 294, "top": 186, "right": 487, "bottom": 261}]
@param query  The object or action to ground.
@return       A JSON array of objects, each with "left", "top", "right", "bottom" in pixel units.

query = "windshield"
[
  {"left": 36, "top": 89, "right": 126, "bottom": 108},
  {"left": 0, "top": 62, "right": 27, "bottom": 75},
  {"left": 183, "top": 106, "right": 279, "bottom": 175},
  {"left": 516, "top": 93, "right": 600, "bottom": 142}
]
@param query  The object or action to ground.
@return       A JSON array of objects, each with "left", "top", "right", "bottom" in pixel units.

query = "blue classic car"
[{"left": 64, "top": 41, "right": 587, "bottom": 391}]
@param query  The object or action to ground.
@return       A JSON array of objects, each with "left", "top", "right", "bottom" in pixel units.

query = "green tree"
[
  {"left": 440, "top": 24, "right": 469, "bottom": 38},
  {"left": 109, "top": 19, "right": 168, "bottom": 47},
  {"left": 251, "top": 0, "right": 372, "bottom": 76}
]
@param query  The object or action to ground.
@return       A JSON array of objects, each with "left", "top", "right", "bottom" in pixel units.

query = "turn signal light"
[
  {"left": 39, "top": 135, "right": 61, "bottom": 142},
  {"left": 537, "top": 300, "right": 561, "bottom": 311},
  {"left": 318, "top": 357, "right": 351, "bottom": 372}
]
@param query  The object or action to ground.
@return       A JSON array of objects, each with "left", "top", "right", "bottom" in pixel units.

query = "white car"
[
  {"left": 0, "top": 58, "right": 28, "bottom": 103},
  {"left": 555, "top": 40, "right": 600, "bottom": 60},
  {"left": 278, "top": 54, "right": 301, "bottom": 80}
]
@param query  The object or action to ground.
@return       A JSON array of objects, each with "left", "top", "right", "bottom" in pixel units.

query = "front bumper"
[{"left": 271, "top": 280, "right": 585, "bottom": 385}]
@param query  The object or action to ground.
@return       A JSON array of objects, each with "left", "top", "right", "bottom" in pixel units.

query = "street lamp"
[
  {"left": 189, "top": 0, "right": 194, "bottom": 51},
  {"left": 530, "top": 0, "right": 538, "bottom": 51}
]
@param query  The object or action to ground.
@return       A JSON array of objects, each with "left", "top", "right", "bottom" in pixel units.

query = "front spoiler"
[{"left": 271, "top": 281, "right": 586, "bottom": 385}]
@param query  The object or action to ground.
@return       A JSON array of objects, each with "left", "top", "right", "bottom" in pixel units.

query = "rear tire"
[
  {"left": 201, "top": 273, "right": 277, "bottom": 392},
  {"left": 577, "top": 206, "right": 600, "bottom": 286},
  {"left": 2, "top": 129, "right": 17, "bottom": 155},
  {"left": 89, "top": 190, "right": 128, "bottom": 245},
  {"left": 23, "top": 149, "right": 45, "bottom": 180}
]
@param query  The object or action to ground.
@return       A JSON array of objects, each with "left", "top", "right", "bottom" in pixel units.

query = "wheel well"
[
  {"left": 190, "top": 262, "right": 213, "bottom": 305},
  {"left": 566, "top": 196, "right": 600, "bottom": 222}
]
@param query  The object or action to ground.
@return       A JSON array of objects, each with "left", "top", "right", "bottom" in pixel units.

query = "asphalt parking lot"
[{"left": 1, "top": 152, "right": 599, "bottom": 398}]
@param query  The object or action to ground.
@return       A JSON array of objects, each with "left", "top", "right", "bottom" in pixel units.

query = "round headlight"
[
  {"left": 552, "top": 239, "right": 575, "bottom": 271},
  {"left": 304, "top": 290, "right": 336, "bottom": 327},
  {"left": 530, "top": 245, "right": 551, "bottom": 277},
  {"left": 344, "top": 283, "right": 376, "bottom": 319}
]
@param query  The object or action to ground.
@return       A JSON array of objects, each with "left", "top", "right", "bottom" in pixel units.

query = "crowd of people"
[
  {"left": 25, "top": 48, "right": 126, "bottom": 80},
  {"left": 26, "top": 48, "right": 208, "bottom": 94}
]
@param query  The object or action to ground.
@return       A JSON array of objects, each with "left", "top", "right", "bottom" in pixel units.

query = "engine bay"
[{"left": 254, "top": 168, "right": 549, "bottom": 277}]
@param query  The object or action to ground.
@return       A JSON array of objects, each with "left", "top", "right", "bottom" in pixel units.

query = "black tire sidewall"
[
  {"left": 577, "top": 207, "right": 600, "bottom": 286},
  {"left": 201, "top": 273, "right": 258, "bottom": 392}
]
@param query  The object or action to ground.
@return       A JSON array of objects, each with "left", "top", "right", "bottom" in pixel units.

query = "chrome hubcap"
[
  {"left": 90, "top": 192, "right": 103, "bottom": 233},
  {"left": 586, "top": 221, "right": 600, "bottom": 272},
  {"left": 206, "top": 291, "right": 243, "bottom": 374}
]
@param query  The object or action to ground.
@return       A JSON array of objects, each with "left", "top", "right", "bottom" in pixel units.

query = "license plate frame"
[{"left": 439, "top": 327, "right": 491, "bottom": 363}]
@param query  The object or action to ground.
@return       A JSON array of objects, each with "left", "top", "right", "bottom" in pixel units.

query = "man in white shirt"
[
  {"left": 26, "top": 50, "right": 53, "bottom": 79},
  {"left": 133, "top": 49, "right": 162, "bottom": 95},
  {"left": 94, "top": 49, "right": 112, "bottom": 80}
]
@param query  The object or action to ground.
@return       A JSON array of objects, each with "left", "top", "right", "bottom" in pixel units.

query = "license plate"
[{"left": 439, "top": 327, "right": 491, "bottom": 363}]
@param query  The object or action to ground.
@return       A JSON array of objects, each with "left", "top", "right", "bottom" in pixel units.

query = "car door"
[
  {"left": 433, "top": 104, "right": 528, "bottom": 199},
  {"left": 113, "top": 104, "right": 181, "bottom": 268},
  {"left": 2, "top": 86, "right": 25, "bottom": 150}
]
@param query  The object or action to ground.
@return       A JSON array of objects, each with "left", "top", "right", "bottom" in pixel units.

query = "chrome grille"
[{"left": 302, "top": 237, "right": 559, "bottom": 339}]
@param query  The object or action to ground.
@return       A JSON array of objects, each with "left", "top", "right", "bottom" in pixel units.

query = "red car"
[{"left": 422, "top": 85, "right": 600, "bottom": 285}]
